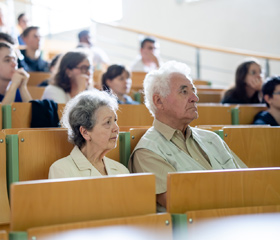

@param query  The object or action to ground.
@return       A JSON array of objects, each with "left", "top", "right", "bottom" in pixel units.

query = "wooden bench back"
[
  {"left": 166, "top": 168, "right": 280, "bottom": 213},
  {"left": 28, "top": 72, "right": 51, "bottom": 86},
  {"left": 10, "top": 174, "right": 156, "bottom": 231}
]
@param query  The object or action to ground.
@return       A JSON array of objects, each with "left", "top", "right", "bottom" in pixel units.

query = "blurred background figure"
[
  {"left": 130, "top": 37, "right": 161, "bottom": 73},
  {"left": 102, "top": 64, "right": 139, "bottom": 104},
  {"left": 77, "top": 29, "right": 110, "bottom": 70},
  {"left": 17, "top": 13, "right": 29, "bottom": 45},
  {"left": 221, "top": 59, "right": 263, "bottom": 104}
]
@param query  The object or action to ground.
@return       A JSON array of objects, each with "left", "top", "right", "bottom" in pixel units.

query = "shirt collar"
[
  {"left": 153, "top": 119, "right": 192, "bottom": 141},
  {"left": 70, "top": 146, "right": 94, "bottom": 171}
]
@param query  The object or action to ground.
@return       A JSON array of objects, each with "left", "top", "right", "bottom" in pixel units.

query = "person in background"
[
  {"left": 0, "top": 42, "right": 32, "bottom": 104},
  {"left": 128, "top": 61, "right": 247, "bottom": 211},
  {"left": 221, "top": 59, "right": 263, "bottom": 104},
  {"left": 253, "top": 76, "right": 280, "bottom": 126},
  {"left": 17, "top": 13, "right": 29, "bottom": 45},
  {"left": 42, "top": 50, "right": 93, "bottom": 103},
  {"left": 19, "top": 26, "right": 49, "bottom": 72},
  {"left": 38, "top": 53, "right": 62, "bottom": 87},
  {"left": 77, "top": 30, "right": 110, "bottom": 70},
  {"left": 49, "top": 90, "right": 129, "bottom": 178},
  {"left": 130, "top": 37, "right": 161, "bottom": 73},
  {"left": 102, "top": 64, "right": 139, "bottom": 104}
]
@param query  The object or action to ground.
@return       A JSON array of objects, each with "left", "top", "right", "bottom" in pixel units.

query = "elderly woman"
[
  {"left": 42, "top": 50, "right": 94, "bottom": 103},
  {"left": 48, "top": 89, "right": 129, "bottom": 178}
]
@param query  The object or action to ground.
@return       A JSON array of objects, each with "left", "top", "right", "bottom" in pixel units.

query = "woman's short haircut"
[
  {"left": 101, "top": 64, "right": 129, "bottom": 91},
  {"left": 54, "top": 50, "right": 89, "bottom": 92},
  {"left": 143, "top": 60, "right": 192, "bottom": 116},
  {"left": 61, "top": 89, "right": 118, "bottom": 148}
]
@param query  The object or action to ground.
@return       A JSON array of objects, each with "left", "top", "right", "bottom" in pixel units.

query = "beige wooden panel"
[
  {"left": 196, "top": 86, "right": 225, "bottom": 93},
  {"left": 10, "top": 174, "right": 156, "bottom": 231},
  {"left": 57, "top": 104, "right": 65, "bottom": 120},
  {"left": 18, "top": 130, "right": 73, "bottom": 181},
  {"left": 224, "top": 127, "right": 280, "bottom": 168},
  {"left": 11, "top": 102, "right": 31, "bottom": 128},
  {"left": 0, "top": 104, "right": 2, "bottom": 130},
  {"left": 28, "top": 213, "right": 172, "bottom": 240},
  {"left": 0, "top": 231, "right": 8, "bottom": 240},
  {"left": 186, "top": 205, "right": 280, "bottom": 224},
  {"left": 2, "top": 128, "right": 66, "bottom": 135},
  {"left": 0, "top": 132, "right": 10, "bottom": 225},
  {"left": 190, "top": 104, "right": 232, "bottom": 126},
  {"left": 197, "top": 91, "right": 222, "bottom": 103},
  {"left": 105, "top": 137, "right": 120, "bottom": 162},
  {"left": 27, "top": 86, "right": 45, "bottom": 100},
  {"left": 236, "top": 104, "right": 267, "bottom": 124},
  {"left": 131, "top": 72, "right": 147, "bottom": 90},
  {"left": 93, "top": 70, "right": 104, "bottom": 90},
  {"left": 166, "top": 168, "right": 280, "bottom": 213},
  {"left": 117, "top": 104, "right": 153, "bottom": 126},
  {"left": 28, "top": 72, "right": 51, "bottom": 86},
  {"left": 130, "top": 128, "right": 148, "bottom": 153}
]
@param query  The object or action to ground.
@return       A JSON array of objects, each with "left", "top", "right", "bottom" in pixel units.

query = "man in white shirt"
[{"left": 131, "top": 37, "right": 161, "bottom": 72}]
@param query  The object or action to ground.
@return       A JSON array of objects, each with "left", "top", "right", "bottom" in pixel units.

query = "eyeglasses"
[
  {"left": 248, "top": 70, "right": 264, "bottom": 77},
  {"left": 273, "top": 91, "right": 280, "bottom": 95},
  {"left": 74, "top": 65, "right": 94, "bottom": 73}
]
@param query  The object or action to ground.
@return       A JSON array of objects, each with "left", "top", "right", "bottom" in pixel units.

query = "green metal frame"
[
  {"left": 6, "top": 134, "right": 19, "bottom": 197},
  {"left": 2, "top": 104, "right": 12, "bottom": 129},
  {"left": 119, "top": 132, "right": 131, "bottom": 168},
  {"left": 214, "top": 130, "right": 224, "bottom": 140},
  {"left": 9, "top": 232, "right": 28, "bottom": 240},
  {"left": 133, "top": 92, "right": 142, "bottom": 104},
  {"left": 171, "top": 214, "right": 188, "bottom": 239},
  {"left": 231, "top": 108, "right": 239, "bottom": 125}
]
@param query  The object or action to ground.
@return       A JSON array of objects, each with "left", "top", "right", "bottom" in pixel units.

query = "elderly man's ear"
[
  {"left": 79, "top": 126, "right": 91, "bottom": 141},
  {"left": 153, "top": 94, "right": 164, "bottom": 110}
]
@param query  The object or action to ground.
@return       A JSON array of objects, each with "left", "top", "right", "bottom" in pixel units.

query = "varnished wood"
[
  {"left": 223, "top": 127, "right": 280, "bottom": 168},
  {"left": 186, "top": 205, "right": 280, "bottom": 224},
  {"left": 0, "top": 104, "right": 2, "bottom": 130},
  {"left": 193, "top": 80, "right": 211, "bottom": 86},
  {"left": 0, "top": 231, "right": 8, "bottom": 240},
  {"left": 27, "top": 213, "right": 172, "bottom": 240},
  {"left": 28, "top": 72, "right": 51, "bottom": 86},
  {"left": 105, "top": 137, "right": 120, "bottom": 162},
  {"left": 11, "top": 103, "right": 65, "bottom": 128},
  {"left": 27, "top": 86, "right": 45, "bottom": 100},
  {"left": 18, "top": 130, "right": 73, "bottom": 181},
  {"left": 166, "top": 168, "right": 280, "bottom": 213},
  {"left": 190, "top": 104, "right": 232, "bottom": 126},
  {"left": 131, "top": 72, "right": 147, "bottom": 90},
  {"left": 2, "top": 128, "right": 65, "bottom": 135},
  {"left": 10, "top": 174, "right": 156, "bottom": 231},
  {"left": 0, "top": 132, "right": 10, "bottom": 226},
  {"left": 235, "top": 104, "right": 267, "bottom": 124},
  {"left": 117, "top": 104, "right": 153, "bottom": 126},
  {"left": 130, "top": 128, "right": 148, "bottom": 153},
  {"left": 197, "top": 91, "right": 222, "bottom": 103}
]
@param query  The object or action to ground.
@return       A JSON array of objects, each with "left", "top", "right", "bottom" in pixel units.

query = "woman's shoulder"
[
  {"left": 42, "top": 84, "right": 69, "bottom": 103},
  {"left": 104, "top": 157, "right": 130, "bottom": 174},
  {"left": 221, "top": 89, "right": 242, "bottom": 104}
]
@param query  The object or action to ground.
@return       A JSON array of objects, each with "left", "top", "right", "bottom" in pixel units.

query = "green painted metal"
[
  {"left": 231, "top": 108, "right": 239, "bottom": 125},
  {"left": 133, "top": 92, "right": 142, "bottom": 104},
  {"left": 2, "top": 104, "right": 12, "bottom": 129},
  {"left": 9, "top": 232, "right": 28, "bottom": 240},
  {"left": 214, "top": 130, "right": 224, "bottom": 140},
  {"left": 119, "top": 132, "right": 131, "bottom": 168},
  {"left": 6, "top": 134, "right": 19, "bottom": 197},
  {"left": 171, "top": 214, "right": 188, "bottom": 240}
]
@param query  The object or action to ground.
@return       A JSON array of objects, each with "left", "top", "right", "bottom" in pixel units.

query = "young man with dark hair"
[
  {"left": 19, "top": 26, "right": 49, "bottom": 72},
  {"left": 253, "top": 76, "right": 280, "bottom": 126},
  {"left": 131, "top": 37, "right": 161, "bottom": 72}
]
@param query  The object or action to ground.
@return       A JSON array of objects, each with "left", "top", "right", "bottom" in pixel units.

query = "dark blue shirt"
[
  {"left": 0, "top": 88, "right": 22, "bottom": 102},
  {"left": 18, "top": 49, "right": 49, "bottom": 72},
  {"left": 118, "top": 95, "right": 140, "bottom": 105},
  {"left": 253, "top": 111, "right": 279, "bottom": 126}
]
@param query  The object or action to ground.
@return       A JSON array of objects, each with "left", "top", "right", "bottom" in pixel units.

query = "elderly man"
[
  {"left": 131, "top": 37, "right": 161, "bottom": 72},
  {"left": 128, "top": 61, "right": 247, "bottom": 211}
]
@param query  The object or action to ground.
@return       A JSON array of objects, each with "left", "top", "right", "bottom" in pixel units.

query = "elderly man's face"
[{"left": 162, "top": 73, "right": 199, "bottom": 125}]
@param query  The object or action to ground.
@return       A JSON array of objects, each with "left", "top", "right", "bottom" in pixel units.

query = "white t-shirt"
[{"left": 42, "top": 85, "right": 71, "bottom": 104}]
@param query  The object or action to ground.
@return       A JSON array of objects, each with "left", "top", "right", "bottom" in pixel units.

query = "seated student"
[
  {"left": 128, "top": 61, "right": 247, "bottom": 211},
  {"left": 49, "top": 90, "right": 129, "bottom": 178},
  {"left": 17, "top": 13, "right": 29, "bottom": 45},
  {"left": 18, "top": 26, "right": 49, "bottom": 72},
  {"left": 221, "top": 59, "right": 263, "bottom": 104},
  {"left": 131, "top": 37, "right": 161, "bottom": 73},
  {"left": 0, "top": 42, "right": 32, "bottom": 104},
  {"left": 253, "top": 76, "right": 280, "bottom": 126},
  {"left": 102, "top": 64, "right": 139, "bottom": 104},
  {"left": 42, "top": 50, "right": 93, "bottom": 103}
]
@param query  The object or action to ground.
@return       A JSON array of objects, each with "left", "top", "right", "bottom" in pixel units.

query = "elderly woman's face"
[{"left": 87, "top": 106, "right": 119, "bottom": 152}]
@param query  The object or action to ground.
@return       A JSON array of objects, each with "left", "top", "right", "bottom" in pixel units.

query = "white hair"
[{"left": 143, "top": 60, "right": 192, "bottom": 116}]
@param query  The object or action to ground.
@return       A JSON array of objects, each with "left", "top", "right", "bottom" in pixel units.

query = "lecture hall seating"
[{"left": 27, "top": 72, "right": 51, "bottom": 86}]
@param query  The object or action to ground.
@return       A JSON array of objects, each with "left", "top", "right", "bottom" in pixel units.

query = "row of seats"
[
  {"left": 1, "top": 103, "right": 267, "bottom": 129},
  {"left": 3, "top": 169, "right": 280, "bottom": 239}
]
